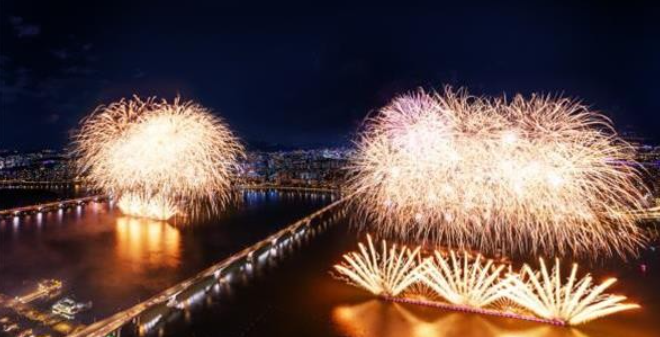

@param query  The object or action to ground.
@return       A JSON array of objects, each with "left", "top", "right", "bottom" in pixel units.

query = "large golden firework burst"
[
  {"left": 348, "top": 87, "right": 647, "bottom": 257},
  {"left": 73, "top": 96, "right": 244, "bottom": 220}
]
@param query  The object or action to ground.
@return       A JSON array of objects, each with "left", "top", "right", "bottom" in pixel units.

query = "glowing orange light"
[{"left": 333, "top": 237, "right": 640, "bottom": 326}]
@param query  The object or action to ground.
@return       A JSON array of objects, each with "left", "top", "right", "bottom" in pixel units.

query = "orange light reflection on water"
[
  {"left": 332, "top": 300, "right": 600, "bottom": 337},
  {"left": 115, "top": 217, "right": 181, "bottom": 267}
]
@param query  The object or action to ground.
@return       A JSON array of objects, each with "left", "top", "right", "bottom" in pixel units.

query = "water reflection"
[
  {"left": 115, "top": 217, "right": 181, "bottom": 268},
  {"left": 0, "top": 190, "right": 333, "bottom": 325},
  {"left": 332, "top": 300, "right": 594, "bottom": 337}
]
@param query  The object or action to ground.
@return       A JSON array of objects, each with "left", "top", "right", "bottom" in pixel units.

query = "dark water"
[
  {"left": 0, "top": 190, "right": 333, "bottom": 322},
  {"left": 1, "top": 190, "right": 659, "bottom": 337},
  {"left": 152, "top": 221, "right": 660, "bottom": 337}
]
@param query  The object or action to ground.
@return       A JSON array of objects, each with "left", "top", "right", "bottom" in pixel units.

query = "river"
[
  {"left": 0, "top": 190, "right": 333, "bottom": 324},
  {"left": 1, "top": 189, "right": 658, "bottom": 337}
]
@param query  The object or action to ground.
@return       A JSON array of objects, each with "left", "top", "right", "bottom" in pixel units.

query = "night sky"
[{"left": 1, "top": 1, "right": 659, "bottom": 150}]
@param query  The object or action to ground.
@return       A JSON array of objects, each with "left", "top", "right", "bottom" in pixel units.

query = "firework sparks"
[
  {"left": 73, "top": 96, "right": 244, "bottom": 220},
  {"left": 420, "top": 251, "right": 507, "bottom": 307},
  {"left": 503, "top": 258, "right": 640, "bottom": 325},
  {"left": 333, "top": 237, "right": 640, "bottom": 326},
  {"left": 333, "top": 234, "right": 425, "bottom": 297},
  {"left": 116, "top": 193, "right": 179, "bottom": 220},
  {"left": 348, "top": 87, "right": 647, "bottom": 257}
]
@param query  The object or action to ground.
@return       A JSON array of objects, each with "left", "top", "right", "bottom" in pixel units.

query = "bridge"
[
  {"left": 2, "top": 186, "right": 656, "bottom": 336},
  {"left": 68, "top": 194, "right": 349, "bottom": 337},
  {"left": 0, "top": 179, "right": 81, "bottom": 189},
  {"left": 0, "top": 185, "right": 337, "bottom": 220},
  {"left": 0, "top": 181, "right": 339, "bottom": 192},
  {"left": 239, "top": 184, "right": 340, "bottom": 193},
  {"left": 0, "top": 195, "right": 107, "bottom": 219}
]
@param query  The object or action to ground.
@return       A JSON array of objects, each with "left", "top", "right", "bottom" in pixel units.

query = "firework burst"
[
  {"left": 333, "top": 234, "right": 425, "bottom": 297},
  {"left": 503, "top": 258, "right": 640, "bottom": 325},
  {"left": 348, "top": 87, "right": 647, "bottom": 257},
  {"left": 73, "top": 96, "right": 244, "bottom": 220},
  {"left": 420, "top": 251, "right": 507, "bottom": 307},
  {"left": 334, "top": 237, "right": 640, "bottom": 326}
]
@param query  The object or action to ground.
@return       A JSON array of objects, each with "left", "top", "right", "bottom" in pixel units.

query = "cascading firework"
[
  {"left": 333, "top": 234, "right": 425, "bottom": 297},
  {"left": 73, "top": 96, "right": 244, "bottom": 220},
  {"left": 333, "top": 237, "right": 640, "bottom": 326},
  {"left": 503, "top": 258, "right": 640, "bottom": 325},
  {"left": 420, "top": 250, "right": 507, "bottom": 308},
  {"left": 348, "top": 87, "right": 648, "bottom": 258}
]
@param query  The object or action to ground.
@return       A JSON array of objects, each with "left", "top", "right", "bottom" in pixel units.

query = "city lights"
[{"left": 1, "top": 5, "right": 658, "bottom": 337}]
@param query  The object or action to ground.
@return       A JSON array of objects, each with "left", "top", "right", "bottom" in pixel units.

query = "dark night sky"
[{"left": 0, "top": 1, "right": 659, "bottom": 150}]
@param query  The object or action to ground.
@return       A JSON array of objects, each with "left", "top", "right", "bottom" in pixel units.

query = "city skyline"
[{"left": 1, "top": 3, "right": 659, "bottom": 337}]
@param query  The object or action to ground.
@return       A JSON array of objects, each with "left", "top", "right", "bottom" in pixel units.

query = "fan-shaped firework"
[
  {"left": 420, "top": 251, "right": 507, "bottom": 307},
  {"left": 503, "top": 258, "right": 640, "bottom": 325},
  {"left": 348, "top": 88, "right": 647, "bottom": 257},
  {"left": 73, "top": 96, "right": 244, "bottom": 220},
  {"left": 333, "top": 237, "right": 640, "bottom": 326},
  {"left": 333, "top": 234, "right": 424, "bottom": 297}
]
